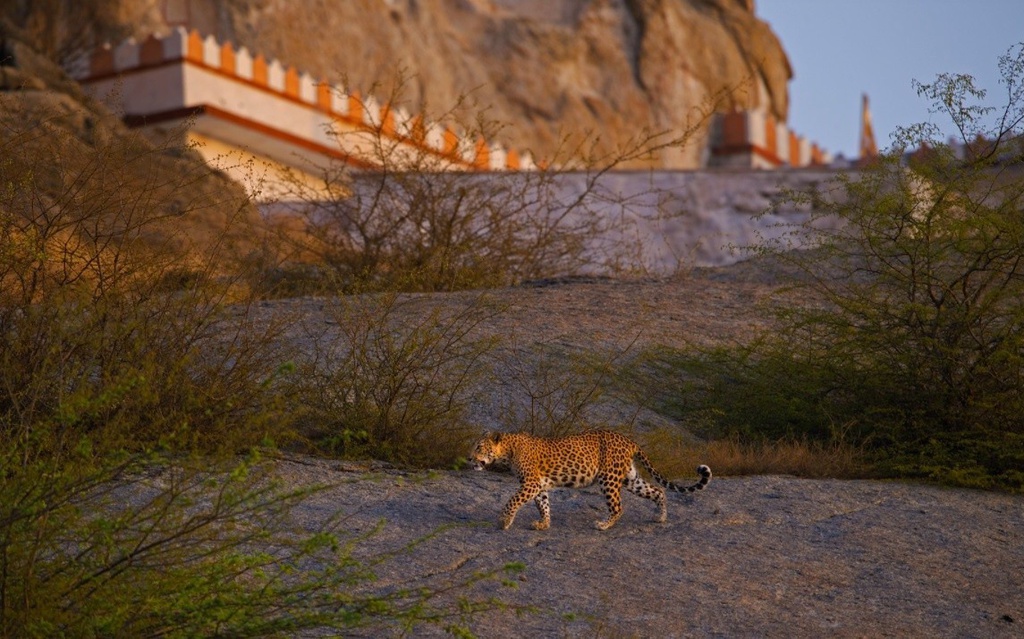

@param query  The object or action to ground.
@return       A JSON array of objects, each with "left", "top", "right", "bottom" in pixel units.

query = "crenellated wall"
[
  {"left": 73, "top": 27, "right": 831, "bottom": 199},
  {"left": 73, "top": 28, "right": 536, "bottom": 199},
  {"left": 709, "top": 110, "right": 833, "bottom": 169}
]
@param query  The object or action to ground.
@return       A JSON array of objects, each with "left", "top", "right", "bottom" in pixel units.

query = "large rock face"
[
  {"left": 0, "top": 17, "right": 258, "bottom": 267},
  {"left": 77, "top": 0, "right": 792, "bottom": 169}
]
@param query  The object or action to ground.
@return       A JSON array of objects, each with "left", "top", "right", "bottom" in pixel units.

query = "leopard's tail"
[{"left": 635, "top": 449, "right": 711, "bottom": 493}]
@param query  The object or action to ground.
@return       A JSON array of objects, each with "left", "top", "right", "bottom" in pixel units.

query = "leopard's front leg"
[
  {"left": 500, "top": 482, "right": 541, "bottom": 530},
  {"left": 595, "top": 475, "right": 624, "bottom": 530}
]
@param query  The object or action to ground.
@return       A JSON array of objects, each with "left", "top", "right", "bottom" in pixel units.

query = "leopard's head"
[{"left": 470, "top": 432, "right": 507, "bottom": 471}]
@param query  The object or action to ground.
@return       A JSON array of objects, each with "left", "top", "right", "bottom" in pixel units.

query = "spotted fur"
[{"left": 471, "top": 430, "right": 711, "bottom": 531}]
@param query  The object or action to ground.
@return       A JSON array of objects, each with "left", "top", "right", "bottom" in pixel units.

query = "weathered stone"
[{"left": 0, "top": 17, "right": 259, "bottom": 261}]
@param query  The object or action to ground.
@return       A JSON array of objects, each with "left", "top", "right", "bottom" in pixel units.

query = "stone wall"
[
  {"left": 318, "top": 167, "right": 849, "bottom": 275},
  {"left": 543, "top": 167, "right": 846, "bottom": 271}
]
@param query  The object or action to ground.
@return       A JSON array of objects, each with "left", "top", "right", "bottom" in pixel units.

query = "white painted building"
[
  {"left": 74, "top": 28, "right": 533, "bottom": 201},
  {"left": 73, "top": 26, "right": 831, "bottom": 205}
]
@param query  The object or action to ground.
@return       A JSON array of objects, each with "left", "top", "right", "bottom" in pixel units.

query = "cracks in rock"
[
  {"left": 621, "top": 0, "right": 648, "bottom": 94},
  {"left": 415, "top": 553, "right": 476, "bottom": 581}
]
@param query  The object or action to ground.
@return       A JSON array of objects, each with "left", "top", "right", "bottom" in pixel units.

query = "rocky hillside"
[
  {"left": 264, "top": 453, "right": 1024, "bottom": 638},
  {"left": 17, "top": 0, "right": 792, "bottom": 169},
  {"left": 236, "top": 258, "right": 1022, "bottom": 637},
  {"left": 0, "top": 16, "right": 259, "bottom": 265}
]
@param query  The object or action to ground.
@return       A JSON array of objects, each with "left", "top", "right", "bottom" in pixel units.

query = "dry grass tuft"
[{"left": 640, "top": 427, "right": 868, "bottom": 481}]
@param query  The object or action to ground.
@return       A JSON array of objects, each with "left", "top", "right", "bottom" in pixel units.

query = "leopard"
[{"left": 471, "top": 430, "right": 711, "bottom": 531}]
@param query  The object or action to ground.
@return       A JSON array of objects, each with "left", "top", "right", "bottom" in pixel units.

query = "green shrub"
[
  {"left": 498, "top": 338, "right": 637, "bottom": 438},
  {"left": 0, "top": 117, "right": 287, "bottom": 460},
  {"left": 292, "top": 289, "right": 503, "bottom": 467},
  {"left": 624, "top": 341, "right": 853, "bottom": 443},
  {"left": 0, "top": 450, "right": 515, "bottom": 637},
  {"left": 659, "top": 44, "right": 1024, "bottom": 491}
]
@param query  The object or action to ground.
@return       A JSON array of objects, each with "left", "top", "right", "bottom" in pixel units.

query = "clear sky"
[{"left": 756, "top": 0, "right": 1024, "bottom": 159}]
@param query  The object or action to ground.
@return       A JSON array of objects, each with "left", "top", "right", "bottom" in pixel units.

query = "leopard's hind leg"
[
  {"left": 624, "top": 464, "right": 668, "bottom": 523},
  {"left": 532, "top": 491, "right": 551, "bottom": 530}
]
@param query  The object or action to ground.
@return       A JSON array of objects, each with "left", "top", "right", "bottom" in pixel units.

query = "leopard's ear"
[{"left": 492, "top": 432, "right": 503, "bottom": 443}]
